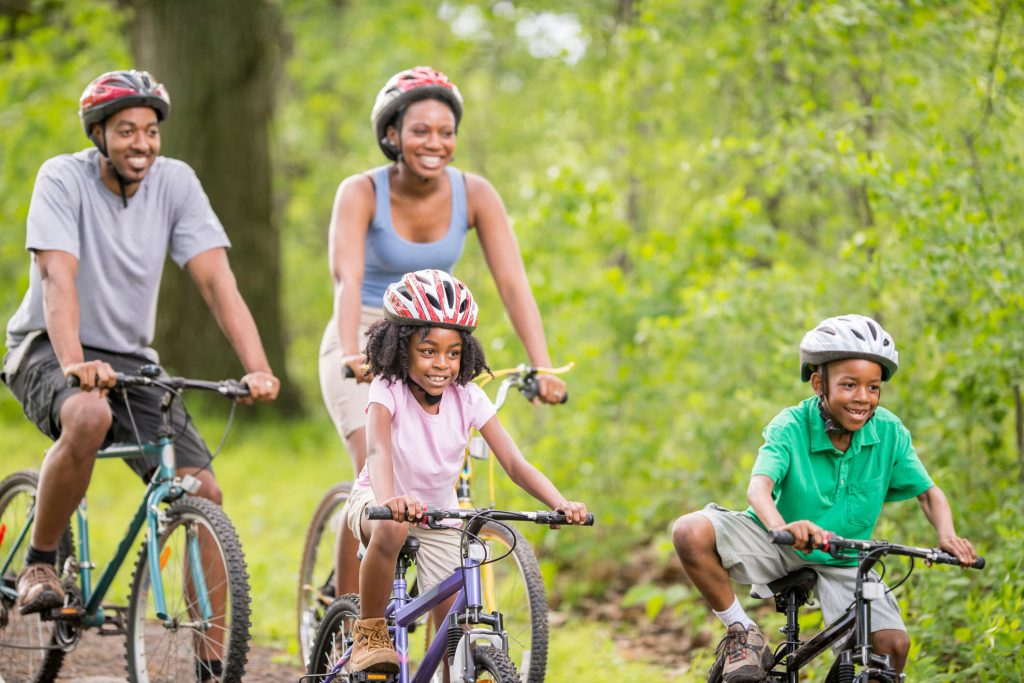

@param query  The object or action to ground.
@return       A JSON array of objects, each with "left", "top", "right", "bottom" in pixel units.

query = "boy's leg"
[{"left": 671, "top": 511, "right": 736, "bottom": 610}]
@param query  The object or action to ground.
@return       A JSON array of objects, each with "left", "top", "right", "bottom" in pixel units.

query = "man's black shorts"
[{"left": 2, "top": 335, "right": 213, "bottom": 481}]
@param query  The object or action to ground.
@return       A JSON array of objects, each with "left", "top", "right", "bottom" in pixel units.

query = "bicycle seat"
[
  {"left": 400, "top": 536, "right": 421, "bottom": 560},
  {"left": 768, "top": 567, "right": 818, "bottom": 596}
]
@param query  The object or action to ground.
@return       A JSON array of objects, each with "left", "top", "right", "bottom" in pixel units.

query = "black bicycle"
[{"left": 708, "top": 531, "right": 985, "bottom": 682}]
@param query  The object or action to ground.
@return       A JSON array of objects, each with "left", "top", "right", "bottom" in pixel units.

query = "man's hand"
[
  {"left": 240, "top": 371, "right": 279, "bottom": 404},
  {"left": 775, "top": 520, "right": 830, "bottom": 553},
  {"left": 64, "top": 360, "right": 118, "bottom": 396}
]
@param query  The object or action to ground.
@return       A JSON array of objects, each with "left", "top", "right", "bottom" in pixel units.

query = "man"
[{"left": 1, "top": 70, "right": 278, "bottom": 653}]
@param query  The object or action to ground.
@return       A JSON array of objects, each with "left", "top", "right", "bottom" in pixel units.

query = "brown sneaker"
[
  {"left": 17, "top": 563, "right": 65, "bottom": 615},
  {"left": 717, "top": 622, "right": 772, "bottom": 683},
  {"left": 346, "top": 617, "right": 399, "bottom": 674}
]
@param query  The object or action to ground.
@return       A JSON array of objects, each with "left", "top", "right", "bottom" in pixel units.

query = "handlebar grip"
[
  {"left": 343, "top": 366, "right": 355, "bottom": 379},
  {"left": 365, "top": 506, "right": 393, "bottom": 520},
  {"left": 973, "top": 556, "right": 986, "bottom": 569},
  {"left": 547, "top": 511, "right": 595, "bottom": 526},
  {"left": 770, "top": 530, "right": 796, "bottom": 546},
  {"left": 66, "top": 375, "right": 81, "bottom": 388},
  {"left": 225, "top": 380, "right": 251, "bottom": 398}
]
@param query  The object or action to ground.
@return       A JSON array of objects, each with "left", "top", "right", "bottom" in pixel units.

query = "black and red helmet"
[
  {"left": 79, "top": 70, "right": 170, "bottom": 138},
  {"left": 370, "top": 66, "right": 463, "bottom": 160}
]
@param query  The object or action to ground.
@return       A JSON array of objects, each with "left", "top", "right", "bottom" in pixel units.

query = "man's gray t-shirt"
[{"left": 5, "top": 148, "right": 230, "bottom": 362}]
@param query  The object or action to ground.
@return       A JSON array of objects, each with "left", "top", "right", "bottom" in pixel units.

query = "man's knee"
[
  {"left": 58, "top": 393, "right": 112, "bottom": 447},
  {"left": 181, "top": 469, "right": 223, "bottom": 505},
  {"left": 672, "top": 512, "right": 714, "bottom": 562}
]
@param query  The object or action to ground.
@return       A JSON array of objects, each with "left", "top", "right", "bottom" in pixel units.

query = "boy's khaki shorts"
[
  {"left": 345, "top": 485, "right": 463, "bottom": 592},
  {"left": 698, "top": 503, "right": 906, "bottom": 633}
]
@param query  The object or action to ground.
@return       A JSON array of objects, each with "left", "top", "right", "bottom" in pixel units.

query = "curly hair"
[{"left": 363, "top": 320, "right": 490, "bottom": 386}]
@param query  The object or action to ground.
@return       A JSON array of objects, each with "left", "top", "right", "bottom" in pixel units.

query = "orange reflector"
[
  {"left": 366, "top": 676, "right": 389, "bottom": 681},
  {"left": 0, "top": 522, "right": 6, "bottom": 546},
  {"left": 159, "top": 545, "right": 172, "bottom": 570}
]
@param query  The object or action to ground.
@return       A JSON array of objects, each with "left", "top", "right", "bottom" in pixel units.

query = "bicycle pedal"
[
  {"left": 347, "top": 673, "right": 396, "bottom": 683},
  {"left": 98, "top": 604, "right": 128, "bottom": 636}
]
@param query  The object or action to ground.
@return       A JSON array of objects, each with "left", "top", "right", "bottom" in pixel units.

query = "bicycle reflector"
[
  {"left": 0, "top": 522, "right": 5, "bottom": 546},
  {"left": 159, "top": 545, "right": 172, "bottom": 571}
]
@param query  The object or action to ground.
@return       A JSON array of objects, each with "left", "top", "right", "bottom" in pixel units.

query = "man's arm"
[
  {"left": 37, "top": 249, "right": 116, "bottom": 391},
  {"left": 186, "top": 247, "right": 278, "bottom": 401}
]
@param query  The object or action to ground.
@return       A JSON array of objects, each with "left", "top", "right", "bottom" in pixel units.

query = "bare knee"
[
  {"left": 872, "top": 629, "right": 910, "bottom": 670},
  {"left": 58, "top": 394, "right": 112, "bottom": 453},
  {"left": 180, "top": 469, "right": 223, "bottom": 505},
  {"left": 367, "top": 521, "right": 409, "bottom": 557},
  {"left": 672, "top": 512, "right": 715, "bottom": 563}
]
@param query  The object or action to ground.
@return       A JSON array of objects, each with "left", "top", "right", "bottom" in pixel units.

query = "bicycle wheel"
[
  {"left": 297, "top": 482, "right": 351, "bottom": 667},
  {"left": 478, "top": 521, "right": 548, "bottom": 683},
  {"left": 125, "top": 495, "right": 251, "bottom": 683},
  {"left": 471, "top": 645, "right": 520, "bottom": 683},
  {"left": 0, "top": 469, "right": 75, "bottom": 683},
  {"left": 307, "top": 594, "right": 360, "bottom": 677}
]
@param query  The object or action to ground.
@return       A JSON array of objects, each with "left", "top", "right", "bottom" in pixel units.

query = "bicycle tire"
[
  {"left": 0, "top": 469, "right": 75, "bottom": 683},
  {"left": 297, "top": 482, "right": 352, "bottom": 667},
  {"left": 124, "top": 495, "right": 251, "bottom": 683},
  {"left": 307, "top": 593, "right": 360, "bottom": 677},
  {"left": 478, "top": 521, "right": 548, "bottom": 683},
  {"left": 471, "top": 645, "right": 520, "bottom": 683}
]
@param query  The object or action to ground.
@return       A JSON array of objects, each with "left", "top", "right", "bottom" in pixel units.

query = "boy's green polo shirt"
[{"left": 745, "top": 396, "right": 933, "bottom": 566}]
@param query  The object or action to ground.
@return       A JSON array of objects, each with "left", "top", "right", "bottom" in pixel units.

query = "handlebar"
[
  {"left": 770, "top": 530, "right": 985, "bottom": 569},
  {"left": 67, "top": 364, "right": 251, "bottom": 399},
  {"left": 480, "top": 363, "right": 574, "bottom": 407},
  {"left": 364, "top": 506, "right": 595, "bottom": 527}
]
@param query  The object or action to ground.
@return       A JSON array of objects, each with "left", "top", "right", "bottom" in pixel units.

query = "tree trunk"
[{"left": 127, "top": 0, "right": 301, "bottom": 414}]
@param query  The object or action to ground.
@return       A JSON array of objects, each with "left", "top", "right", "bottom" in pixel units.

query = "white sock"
[{"left": 714, "top": 596, "right": 754, "bottom": 630}]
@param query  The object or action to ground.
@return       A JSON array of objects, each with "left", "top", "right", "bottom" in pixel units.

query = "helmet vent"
[{"left": 866, "top": 321, "right": 878, "bottom": 339}]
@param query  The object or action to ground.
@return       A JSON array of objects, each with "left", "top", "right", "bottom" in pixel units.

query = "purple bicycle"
[{"left": 305, "top": 507, "right": 594, "bottom": 683}]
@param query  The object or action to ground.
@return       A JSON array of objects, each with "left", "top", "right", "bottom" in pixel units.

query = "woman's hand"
[
  {"left": 536, "top": 374, "right": 567, "bottom": 405},
  {"left": 552, "top": 500, "right": 588, "bottom": 527},
  {"left": 379, "top": 495, "right": 424, "bottom": 523},
  {"left": 342, "top": 353, "right": 373, "bottom": 384}
]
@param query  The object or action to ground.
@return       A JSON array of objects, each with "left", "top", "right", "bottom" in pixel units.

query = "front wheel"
[
  {"left": 297, "top": 482, "right": 352, "bottom": 667},
  {"left": 472, "top": 645, "right": 520, "bottom": 682},
  {"left": 478, "top": 521, "right": 548, "bottom": 682},
  {"left": 125, "top": 495, "right": 251, "bottom": 683},
  {"left": 307, "top": 594, "right": 360, "bottom": 677},
  {"left": 0, "top": 469, "right": 75, "bottom": 683}
]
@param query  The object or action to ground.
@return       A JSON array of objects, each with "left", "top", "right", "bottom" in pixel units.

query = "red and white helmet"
[
  {"left": 384, "top": 269, "right": 478, "bottom": 332},
  {"left": 370, "top": 66, "right": 463, "bottom": 160},
  {"left": 79, "top": 70, "right": 170, "bottom": 138}
]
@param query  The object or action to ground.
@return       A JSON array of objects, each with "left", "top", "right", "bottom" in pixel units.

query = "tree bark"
[{"left": 127, "top": 0, "right": 301, "bottom": 414}]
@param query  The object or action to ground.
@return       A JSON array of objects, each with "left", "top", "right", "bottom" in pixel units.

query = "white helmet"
[
  {"left": 383, "top": 269, "right": 478, "bottom": 332},
  {"left": 799, "top": 314, "right": 898, "bottom": 382}
]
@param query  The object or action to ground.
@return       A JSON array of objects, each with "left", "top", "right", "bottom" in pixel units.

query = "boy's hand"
[
  {"left": 938, "top": 535, "right": 977, "bottom": 568},
  {"left": 777, "top": 520, "right": 830, "bottom": 553},
  {"left": 551, "top": 500, "right": 588, "bottom": 527},
  {"left": 380, "top": 495, "right": 424, "bottom": 523}
]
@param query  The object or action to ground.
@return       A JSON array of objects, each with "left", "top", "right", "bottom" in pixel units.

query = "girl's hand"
[
  {"left": 776, "top": 520, "right": 830, "bottom": 553},
  {"left": 938, "top": 535, "right": 977, "bottom": 568},
  {"left": 379, "top": 495, "right": 424, "bottom": 523},
  {"left": 552, "top": 500, "right": 588, "bottom": 527},
  {"left": 535, "top": 374, "right": 567, "bottom": 405}
]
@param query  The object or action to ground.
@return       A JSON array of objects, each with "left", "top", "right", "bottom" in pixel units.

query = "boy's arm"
[
  {"left": 365, "top": 402, "right": 422, "bottom": 521},
  {"left": 478, "top": 417, "right": 587, "bottom": 524},
  {"left": 916, "top": 485, "right": 977, "bottom": 566},
  {"left": 747, "top": 474, "right": 829, "bottom": 552}
]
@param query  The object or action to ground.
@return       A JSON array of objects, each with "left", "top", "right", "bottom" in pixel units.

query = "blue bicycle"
[
  {"left": 0, "top": 365, "right": 252, "bottom": 683},
  {"left": 306, "top": 506, "right": 594, "bottom": 683}
]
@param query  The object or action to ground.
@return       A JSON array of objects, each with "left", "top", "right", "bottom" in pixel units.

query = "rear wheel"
[
  {"left": 0, "top": 469, "right": 74, "bottom": 683},
  {"left": 307, "top": 594, "right": 360, "bottom": 677},
  {"left": 125, "top": 495, "right": 251, "bottom": 683},
  {"left": 297, "top": 482, "right": 351, "bottom": 667}
]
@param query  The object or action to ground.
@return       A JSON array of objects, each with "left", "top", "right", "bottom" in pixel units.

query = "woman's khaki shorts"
[
  {"left": 345, "top": 485, "right": 463, "bottom": 592},
  {"left": 318, "top": 306, "right": 384, "bottom": 440},
  {"left": 698, "top": 503, "right": 906, "bottom": 633}
]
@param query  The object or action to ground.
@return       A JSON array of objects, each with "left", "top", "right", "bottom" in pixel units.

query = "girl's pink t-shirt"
[{"left": 355, "top": 377, "right": 497, "bottom": 510}]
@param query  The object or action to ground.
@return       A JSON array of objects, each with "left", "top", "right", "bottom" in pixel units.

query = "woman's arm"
[
  {"left": 478, "top": 416, "right": 587, "bottom": 523},
  {"left": 329, "top": 174, "right": 375, "bottom": 382},
  {"left": 917, "top": 485, "right": 977, "bottom": 566},
  {"left": 467, "top": 174, "right": 565, "bottom": 403}
]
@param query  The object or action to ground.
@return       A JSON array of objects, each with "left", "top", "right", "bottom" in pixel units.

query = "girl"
[{"left": 343, "top": 269, "right": 587, "bottom": 674}]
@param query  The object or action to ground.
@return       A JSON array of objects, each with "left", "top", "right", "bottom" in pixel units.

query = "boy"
[{"left": 671, "top": 314, "right": 976, "bottom": 682}]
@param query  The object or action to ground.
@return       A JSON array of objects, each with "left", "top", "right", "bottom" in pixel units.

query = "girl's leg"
[{"left": 347, "top": 517, "right": 406, "bottom": 673}]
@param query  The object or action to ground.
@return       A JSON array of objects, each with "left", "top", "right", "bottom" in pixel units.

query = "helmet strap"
[
  {"left": 407, "top": 378, "right": 443, "bottom": 405},
  {"left": 95, "top": 123, "right": 133, "bottom": 209}
]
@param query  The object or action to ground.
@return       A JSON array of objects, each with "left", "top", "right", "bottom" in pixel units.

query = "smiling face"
[
  {"left": 388, "top": 98, "right": 456, "bottom": 177},
  {"left": 811, "top": 358, "right": 883, "bottom": 432},
  {"left": 93, "top": 106, "right": 161, "bottom": 195},
  {"left": 406, "top": 326, "right": 463, "bottom": 409}
]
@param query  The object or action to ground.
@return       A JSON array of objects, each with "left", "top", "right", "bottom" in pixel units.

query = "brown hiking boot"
[
  {"left": 346, "top": 617, "right": 399, "bottom": 674},
  {"left": 17, "top": 563, "right": 64, "bottom": 615},
  {"left": 717, "top": 622, "right": 772, "bottom": 683}
]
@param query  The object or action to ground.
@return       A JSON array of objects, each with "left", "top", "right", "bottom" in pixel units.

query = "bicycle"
[
  {"left": 297, "top": 364, "right": 571, "bottom": 681},
  {"left": 707, "top": 530, "right": 986, "bottom": 682},
  {"left": 0, "top": 364, "right": 253, "bottom": 683},
  {"left": 306, "top": 506, "right": 594, "bottom": 683}
]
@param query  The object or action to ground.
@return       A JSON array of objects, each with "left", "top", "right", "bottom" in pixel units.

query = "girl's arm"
[
  {"left": 366, "top": 402, "right": 422, "bottom": 521},
  {"left": 329, "top": 174, "right": 375, "bottom": 382},
  {"left": 478, "top": 416, "right": 587, "bottom": 524},
  {"left": 916, "top": 485, "right": 977, "bottom": 566},
  {"left": 468, "top": 174, "right": 565, "bottom": 404},
  {"left": 747, "top": 475, "right": 829, "bottom": 552}
]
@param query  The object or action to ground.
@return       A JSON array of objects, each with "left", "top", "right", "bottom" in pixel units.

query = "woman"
[{"left": 318, "top": 66, "right": 566, "bottom": 593}]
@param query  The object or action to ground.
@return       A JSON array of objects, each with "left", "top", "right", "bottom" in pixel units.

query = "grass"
[{"left": 1, "top": 403, "right": 679, "bottom": 677}]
